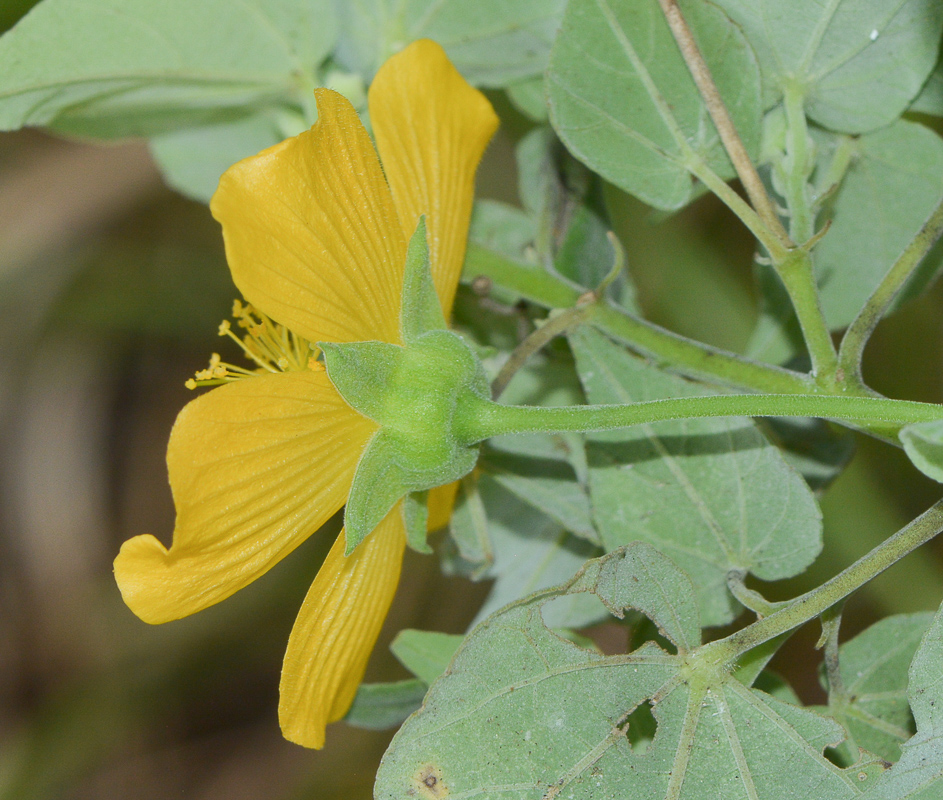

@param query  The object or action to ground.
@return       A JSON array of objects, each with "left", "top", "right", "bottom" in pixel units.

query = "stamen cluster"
[{"left": 186, "top": 300, "right": 321, "bottom": 389}]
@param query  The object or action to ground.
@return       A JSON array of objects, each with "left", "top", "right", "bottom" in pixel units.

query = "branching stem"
[
  {"left": 657, "top": 0, "right": 789, "bottom": 247},
  {"left": 716, "top": 499, "right": 943, "bottom": 659}
]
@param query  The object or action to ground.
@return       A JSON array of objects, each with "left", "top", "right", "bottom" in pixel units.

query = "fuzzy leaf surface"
[
  {"left": 815, "top": 121, "right": 943, "bottom": 330},
  {"left": 861, "top": 602, "right": 943, "bottom": 799},
  {"left": 825, "top": 613, "right": 933, "bottom": 763},
  {"left": 376, "top": 546, "right": 856, "bottom": 800},
  {"left": 0, "top": 0, "right": 335, "bottom": 136},
  {"left": 334, "top": 0, "right": 566, "bottom": 86},
  {"left": 715, "top": 0, "right": 943, "bottom": 133},
  {"left": 547, "top": 0, "right": 761, "bottom": 210}
]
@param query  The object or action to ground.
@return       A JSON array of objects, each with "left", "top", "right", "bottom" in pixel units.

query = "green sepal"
[
  {"left": 320, "top": 340, "right": 403, "bottom": 423},
  {"left": 400, "top": 216, "right": 447, "bottom": 344},
  {"left": 402, "top": 491, "right": 432, "bottom": 554},
  {"left": 344, "top": 429, "right": 409, "bottom": 555},
  {"left": 325, "top": 329, "right": 490, "bottom": 555}
]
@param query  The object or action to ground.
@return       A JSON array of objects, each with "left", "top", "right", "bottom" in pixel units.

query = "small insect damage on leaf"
[{"left": 410, "top": 764, "right": 449, "bottom": 799}]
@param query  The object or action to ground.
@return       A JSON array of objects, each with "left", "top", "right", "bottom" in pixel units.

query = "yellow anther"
[
  {"left": 308, "top": 358, "right": 325, "bottom": 372},
  {"left": 218, "top": 320, "right": 231, "bottom": 336},
  {"left": 185, "top": 378, "right": 197, "bottom": 390}
]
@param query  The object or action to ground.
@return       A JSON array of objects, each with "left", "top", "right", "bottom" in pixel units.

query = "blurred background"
[{"left": 1, "top": 2, "right": 943, "bottom": 797}]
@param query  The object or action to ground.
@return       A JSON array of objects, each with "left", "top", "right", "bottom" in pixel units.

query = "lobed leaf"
[
  {"left": 376, "top": 546, "right": 855, "bottom": 800},
  {"left": 825, "top": 613, "right": 934, "bottom": 763}
]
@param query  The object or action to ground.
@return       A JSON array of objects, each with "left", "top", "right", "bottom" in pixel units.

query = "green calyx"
[{"left": 322, "top": 217, "right": 490, "bottom": 555}]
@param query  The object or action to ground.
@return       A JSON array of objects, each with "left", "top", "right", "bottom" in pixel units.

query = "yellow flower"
[{"left": 113, "top": 39, "right": 498, "bottom": 749}]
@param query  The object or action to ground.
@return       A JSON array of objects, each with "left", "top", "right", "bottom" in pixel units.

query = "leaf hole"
[{"left": 624, "top": 699, "right": 657, "bottom": 755}]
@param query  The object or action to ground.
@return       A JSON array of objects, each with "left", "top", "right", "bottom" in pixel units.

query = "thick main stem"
[{"left": 458, "top": 392, "right": 943, "bottom": 445}]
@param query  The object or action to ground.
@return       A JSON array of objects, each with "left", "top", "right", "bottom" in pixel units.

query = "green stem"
[
  {"left": 775, "top": 248, "right": 839, "bottom": 385},
  {"left": 782, "top": 82, "right": 815, "bottom": 245},
  {"left": 464, "top": 245, "right": 813, "bottom": 394},
  {"left": 838, "top": 196, "right": 943, "bottom": 382},
  {"left": 658, "top": 0, "right": 790, "bottom": 247},
  {"left": 491, "top": 303, "right": 594, "bottom": 399},
  {"left": 458, "top": 392, "right": 943, "bottom": 445},
  {"left": 716, "top": 499, "right": 943, "bottom": 658}
]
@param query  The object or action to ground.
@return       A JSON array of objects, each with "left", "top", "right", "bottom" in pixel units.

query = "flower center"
[{"left": 185, "top": 300, "right": 322, "bottom": 389}]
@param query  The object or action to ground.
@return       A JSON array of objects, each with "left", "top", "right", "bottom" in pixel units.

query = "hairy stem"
[
  {"left": 491, "top": 303, "right": 594, "bottom": 399},
  {"left": 776, "top": 248, "right": 839, "bottom": 384},
  {"left": 658, "top": 0, "right": 789, "bottom": 247},
  {"left": 464, "top": 244, "right": 813, "bottom": 394},
  {"left": 459, "top": 392, "right": 943, "bottom": 444},
  {"left": 838, "top": 196, "right": 943, "bottom": 382}
]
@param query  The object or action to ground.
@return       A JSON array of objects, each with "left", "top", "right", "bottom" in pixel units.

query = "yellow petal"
[
  {"left": 210, "top": 90, "right": 406, "bottom": 346},
  {"left": 279, "top": 504, "right": 406, "bottom": 748},
  {"left": 369, "top": 39, "right": 499, "bottom": 316},
  {"left": 427, "top": 481, "right": 459, "bottom": 531},
  {"left": 114, "top": 370, "right": 377, "bottom": 624}
]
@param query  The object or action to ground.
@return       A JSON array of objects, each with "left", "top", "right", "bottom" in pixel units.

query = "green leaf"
[
  {"left": 715, "top": 0, "right": 943, "bottom": 134},
  {"left": 507, "top": 75, "right": 548, "bottom": 121},
  {"left": 911, "top": 56, "right": 943, "bottom": 115},
  {"left": 570, "top": 326, "right": 823, "bottom": 626},
  {"left": 344, "top": 679, "right": 427, "bottom": 730},
  {"left": 400, "top": 217, "right": 447, "bottom": 345},
  {"left": 815, "top": 121, "right": 943, "bottom": 330},
  {"left": 149, "top": 110, "right": 287, "bottom": 203},
  {"left": 334, "top": 0, "right": 566, "bottom": 87},
  {"left": 390, "top": 630, "right": 465, "bottom": 686},
  {"left": 900, "top": 419, "right": 943, "bottom": 482},
  {"left": 376, "top": 546, "right": 855, "bottom": 800},
  {"left": 468, "top": 199, "right": 538, "bottom": 264},
  {"left": 446, "top": 475, "right": 493, "bottom": 574},
  {"left": 0, "top": 0, "right": 336, "bottom": 137},
  {"left": 861, "top": 602, "right": 943, "bottom": 799},
  {"left": 825, "top": 613, "right": 934, "bottom": 763},
  {"left": 466, "top": 475, "right": 605, "bottom": 631},
  {"left": 547, "top": 0, "right": 762, "bottom": 211}
]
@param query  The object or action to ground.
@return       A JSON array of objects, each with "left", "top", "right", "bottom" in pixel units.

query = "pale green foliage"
[
  {"left": 861, "top": 605, "right": 943, "bottom": 798},
  {"left": 815, "top": 122, "right": 943, "bottom": 329},
  {"left": 376, "top": 546, "right": 860, "bottom": 800},
  {"left": 547, "top": 0, "right": 761, "bottom": 210},
  {"left": 569, "top": 327, "right": 822, "bottom": 626},
  {"left": 3, "top": 0, "right": 943, "bottom": 794},
  {"left": 334, "top": 0, "right": 566, "bottom": 85},
  {"left": 390, "top": 629, "right": 464, "bottom": 686},
  {"left": 714, "top": 0, "right": 943, "bottom": 133},
  {"left": 825, "top": 613, "right": 934, "bottom": 763},
  {"left": 0, "top": 0, "right": 336, "bottom": 136},
  {"left": 900, "top": 420, "right": 943, "bottom": 483}
]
